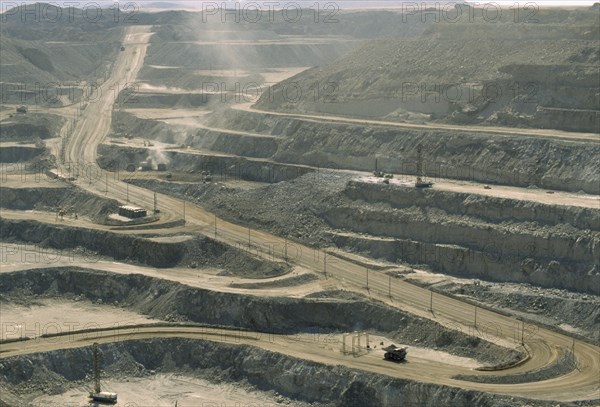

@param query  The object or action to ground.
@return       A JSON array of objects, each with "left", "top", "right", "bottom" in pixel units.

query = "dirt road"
[
  {"left": 234, "top": 102, "right": 600, "bottom": 143},
  {"left": 1, "top": 324, "right": 597, "bottom": 402}
]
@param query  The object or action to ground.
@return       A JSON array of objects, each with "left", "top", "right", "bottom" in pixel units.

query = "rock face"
[
  {"left": 111, "top": 105, "right": 599, "bottom": 194},
  {"left": 0, "top": 187, "right": 119, "bottom": 220},
  {"left": 343, "top": 181, "right": 600, "bottom": 230},
  {"left": 533, "top": 107, "right": 599, "bottom": 133},
  {"left": 98, "top": 144, "right": 314, "bottom": 184},
  {"left": 0, "top": 218, "right": 287, "bottom": 276},
  {"left": 204, "top": 109, "right": 600, "bottom": 194},
  {"left": 0, "top": 338, "right": 580, "bottom": 407},
  {"left": 326, "top": 181, "right": 600, "bottom": 294},
  {"left": 0, "top": 146, "right": 44, "bottom": 163},
  {"left": 0, "top": 268, "right": 518, "bottom": 365},
  {"left": 122, "top": 173, "right": 599, "bottom": 294},
  {"left": 0, "top": 114, "right": 65, "bottom": 142},
  {"left": 254, "top": 7, "right": 600, "bottom": 133}
]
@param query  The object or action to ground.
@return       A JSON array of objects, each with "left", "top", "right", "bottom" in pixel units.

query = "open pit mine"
[{"left": 0, "top": 2, "right": 598, "bottom": 407}]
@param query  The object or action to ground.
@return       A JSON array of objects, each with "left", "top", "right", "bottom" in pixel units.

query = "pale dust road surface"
[
  {"left": 1, "top": 324, "right": 597, "bottom": 402},
  {"left": 0, "top": 239, "right": 324, "bottom": 299},
  {"left": 234, "top": 102, "right": 600, "bottom": 143}
]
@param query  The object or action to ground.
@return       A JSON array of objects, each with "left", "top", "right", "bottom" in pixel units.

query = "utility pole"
[
  {"left": 284, "top": 237, "right": 288, "bottom": 262},
  {"left": 154, "top": 192, "right": 158, "bottom": 214},
  {"left": 474, "top": 305, "right": 478, "bottom": 328}
]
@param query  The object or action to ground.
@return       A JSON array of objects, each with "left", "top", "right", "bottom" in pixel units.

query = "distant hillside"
[
  {"left": 0, "top": 3, "right": 183, "bottom": 105},
  {"left": 0, "top": 4, "right": 123, "bottom": 105},
  {"left": 138, "top": 9, "right": 433, "bottom": 90},
  {"left": 255, "top": 6, "right": 600, "bottom": 132}
]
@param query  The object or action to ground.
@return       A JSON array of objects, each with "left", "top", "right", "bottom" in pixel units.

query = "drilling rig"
[
  {"left": 89, "top": 343, "right": 118, "bottom": 404},
  {"left": 414, "top": 144, "right": 433, "bottom": 188}
]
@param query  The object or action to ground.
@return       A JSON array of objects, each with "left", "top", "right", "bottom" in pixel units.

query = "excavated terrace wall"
[
  {"left": 111, "top": 110, "right": 280, "bottom": 160},
  {"left": 0, "top": 267, "right": 519, "bottom": 364},
  {"left": 326, "top": 206, "right": 597, "bottom": 264},
  {"left": 325, "top": 182, "right": 600, "bottom": 294},
  {"left": 205, "top": 109, "right": 600, "bottom": 194},
  {"left": 0, "top": 146, "right": 44, "bottom": 163},
  {"left": 0, "top": 123, "right": 52, "bottom": 141},
  {"left": 192, "top": 127, "right": 280, "bottom": 158},
  {"left": 0, "top": 218, "right": 183, "bottom": 267},
  {"left": 0, "top": 338, "right": 573, "bottom": 407},
  {"left": 343, "top": 181, "right": 600, "bottom": 231},
  {"left": 329, "top": 232, "right": 599, "bottom": 294},
  {"left": 0, "top": 114, "right": 65, "bottom": 143},
  {"left": 0, "top": 186, "right": 119, "bottom": 220},
  {"left": 112, "top": 110, "right": 281, "bottom": 159},
  {"left": 0, "top": 219, "right": 283, "bottom": 275},
  {"left": 98, "top": 144, "right": 314, "bottom": 183},
  {"left": 534, "top": 107, "right": 600, "bottom": 133}
]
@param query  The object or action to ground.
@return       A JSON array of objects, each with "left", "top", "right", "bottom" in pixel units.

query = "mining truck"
[
  {"left": 415, "top": 179, "right": 433, "bottom": 188},
  {"left": 383, "top": 345, "right": 407, "bottom": 362},
  {"left": 91, "top": 391, "right": 118, "bottom": 403}
]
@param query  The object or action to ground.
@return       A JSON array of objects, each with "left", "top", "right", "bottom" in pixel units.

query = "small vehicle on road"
[{"left": 383, "top": 345, "right": 407, "bottom": 362}]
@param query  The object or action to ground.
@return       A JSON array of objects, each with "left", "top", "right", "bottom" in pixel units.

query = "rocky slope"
[
  {"left": 0, "top": 186, "right": 119, "bottom": 221},
  {"left": 125, "top": 172, "right": 600, "bottom": 295},
  {"left": 206, "top": 109, "right": 600, "bottom": 194},
  {"left": 0, "top": 218, "right": 287, "bottom": 277},
  {"left": 254, "top": 6, "right": 600, "bottom": 132},
  {"left": 0, "top": 267, "right": 519, "bottom": 365},
  {"left": 0, "top": 113, "right": 65, "bottom": 142},
  {"left": 109, "top": 107, "right": 600, "bottom": 194},
  {"left": 0, "top": 338, "right": 592, "bottom": 407}
]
